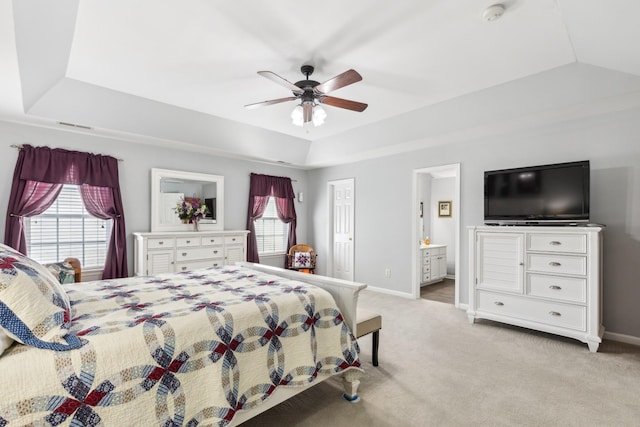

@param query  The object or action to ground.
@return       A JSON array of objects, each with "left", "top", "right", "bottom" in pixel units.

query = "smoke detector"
[{"left": 482, "top": 4, "right": 505, "bottom": 22}]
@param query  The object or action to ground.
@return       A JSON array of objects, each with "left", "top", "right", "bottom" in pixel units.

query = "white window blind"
[
  {"left": 26, "top": 184, "right": 112, "bottom": 268},
  {"left": 254, "top": 197, "right": 288, "bottom": 254}
]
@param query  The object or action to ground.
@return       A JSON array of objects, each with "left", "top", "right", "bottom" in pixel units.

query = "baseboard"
[
  {"left": 363, "top": 285, "right": 414, "bottom": 299},
  {"left": 603, "top": 331, "right": 640, "bottom": 347}
]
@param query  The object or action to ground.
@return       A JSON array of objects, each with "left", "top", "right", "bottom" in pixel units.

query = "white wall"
[
  {"left": 430, "top": 177, "right": 455, "bottom": 275},
  {"left": 0, "top": 120, "right": 308, "bottom": 273},
  {"left": 308, "top": 108, "right": 640, "bottom": 340}
]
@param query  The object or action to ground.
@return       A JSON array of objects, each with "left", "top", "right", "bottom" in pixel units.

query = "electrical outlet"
[{"left": 384, "top": 268, "right": 391, "bottom": 278}]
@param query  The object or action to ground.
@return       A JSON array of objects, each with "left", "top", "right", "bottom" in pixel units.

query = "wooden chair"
[
  {"left": 44, "top": 257, "right": 82, "bottom": 283},
  {"left": 287, "top": 244, "right": 317, "bottom": 274},
  {"left": 64, "top": 257, "right": 82, "bottom": 282}
]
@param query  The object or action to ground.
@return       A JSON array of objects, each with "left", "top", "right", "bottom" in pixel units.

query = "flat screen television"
[{"left": 484, "top": 160, "right": 590, "bottom": 225}]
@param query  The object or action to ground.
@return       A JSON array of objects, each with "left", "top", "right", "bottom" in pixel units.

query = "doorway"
[
  {"left": 411, "top": 164, "right": 460, "bottom": 306},
  {"left": 327, "top": 178, "right": 355, "bottom": 282}
]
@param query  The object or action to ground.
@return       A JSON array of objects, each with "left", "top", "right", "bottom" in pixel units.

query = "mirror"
[{"left": 151, "top": 168, "right": 224, "bottom": 232}]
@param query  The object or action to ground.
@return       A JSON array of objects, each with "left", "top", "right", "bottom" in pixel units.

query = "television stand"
[{"left": 467, "top": 225, "right": 604, "bottom": 352}]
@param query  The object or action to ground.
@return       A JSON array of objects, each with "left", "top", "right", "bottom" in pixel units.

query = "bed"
[{"left": 0, "top": 243, "right": 366, "bottom": 426}]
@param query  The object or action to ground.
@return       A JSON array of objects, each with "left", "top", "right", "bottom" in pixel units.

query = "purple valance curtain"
[
  {"left": 4, "top": 144, "right": 128, "bottom": 279},
  {"left": 246, "top": 173, "right": 297, "bottom": 263}
]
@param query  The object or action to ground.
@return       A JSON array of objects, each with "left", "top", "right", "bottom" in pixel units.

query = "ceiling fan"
[{"left": 245, "top": 65, "right": 368, "bottom": 126}]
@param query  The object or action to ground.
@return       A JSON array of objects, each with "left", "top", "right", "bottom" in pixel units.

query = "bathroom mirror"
[{"left": 151, "top": 168, "right": 224, "bottom": 232}]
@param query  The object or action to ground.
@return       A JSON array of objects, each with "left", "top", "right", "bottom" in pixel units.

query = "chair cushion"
[
  {"left": 0, "top": 243, "right": 82, "bottom": 351},
  {"left": 292, "top": 251, "right": 312, "bottom": 268}
]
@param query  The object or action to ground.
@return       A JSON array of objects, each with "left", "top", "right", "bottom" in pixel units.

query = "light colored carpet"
[{"left": 240, "top": 290, "right": 640, "bottom": 426}]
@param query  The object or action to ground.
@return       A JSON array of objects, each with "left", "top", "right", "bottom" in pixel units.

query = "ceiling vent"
[{"left": 58, "top": 121, "right": 93, "bottom": 130}]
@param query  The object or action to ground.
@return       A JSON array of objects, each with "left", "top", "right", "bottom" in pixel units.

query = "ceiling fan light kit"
[{"left": 246, "top": 65, "right": 367, "bottom": 127}]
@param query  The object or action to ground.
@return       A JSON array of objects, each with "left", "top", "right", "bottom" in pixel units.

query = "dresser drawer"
[
  {"left": 176, "top": 237, "right": 201, "bottom": 247},
  {"left": 477, "top": 291, "right": 586, "bottom": 331},
  {"left": 225, "top": 235, "right": 244, "bottom": 245},
  {"left": 201, "top": 236, "right": 224, "bottom": 246},
  {"left": 148, "top": 238, "right": 175, "bottom": 249},
  {"left": 176, "top": 247, "right": 223, "bottom": 261},
  {"left": 176, "top": 259, "right": 223, "bottom": 272},
  {"left": 422, "top": 247, "right": 445, "bottom": 257},
  {"left": 423, "top": 256, "right": 431, "bottom": 266},
  {"left": 527, "top": 253, "right": 586, "bottom": 276},
  {"left": 422, "top": 262, "right": 431, "bottom": 282},
  {"left": 527, "top": 274, "right": 586, "bottom": 304},
  {"left": 527, "top": 233, "right": 587, "bottom": 254}
]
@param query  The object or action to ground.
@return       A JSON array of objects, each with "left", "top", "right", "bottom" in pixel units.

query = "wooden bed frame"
[{"left": 231, "top": 262, "right": 367, "bottom": 425}]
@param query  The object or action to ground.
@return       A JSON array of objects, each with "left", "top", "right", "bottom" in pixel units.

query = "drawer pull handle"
[
  {"left": 232, "top": 238, "right": 236, "bottom": 241},
  {"left": 181, "top": 266, "right": 187, "bottom": 271},
  {"left": 181, "top": 252, "right": 187, "bottom": 256},
  {"left": 549, "top": 285, "right": 562, "bottom": 290},
  {"left": 213, "top": 250, "right": 218, "bottom": 254},
  {"left": 186, "top": 240, "right": 191, "bottom": 244},
  {"left": 214, "top": 263, "right": 219, "bottom": 267},
  {"left": 549, "top": 261, "right": 561, "bottom": 267},
  {"left": 158, "top": 241, "right": 164, "bottom": 245},
  {"left": 494, "top": 301, "right": 504, "bottom": 306},
  {"left": 549, "top": 311, "right": 562, "bottom": 317},
  {"left": 549, "top": 241, "right": 562, "bottom": 246}
]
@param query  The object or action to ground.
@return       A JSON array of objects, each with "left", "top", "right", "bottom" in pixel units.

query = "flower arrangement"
[{"left": 175, "top": 197, "right": 209, "bottom": 223}]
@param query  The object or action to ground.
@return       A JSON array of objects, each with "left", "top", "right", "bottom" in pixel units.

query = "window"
[
  {"left": 26, "top": 185, "right": 112, "bottom": 268},
  {"left": 254, "top": 198, "right": 287, "bottom": 254}
]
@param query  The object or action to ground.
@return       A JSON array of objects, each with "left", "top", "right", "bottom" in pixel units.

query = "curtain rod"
[
  {"left": 11, "top": 144, "right": 124, "bottom": 161},
  {"left": 250, "top": 172, "right": 297, "bottom": 182}
]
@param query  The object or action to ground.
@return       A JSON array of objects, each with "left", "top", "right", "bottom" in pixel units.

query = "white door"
[{"left": 330, "top": 179, "right": 355, "bottom": 281}]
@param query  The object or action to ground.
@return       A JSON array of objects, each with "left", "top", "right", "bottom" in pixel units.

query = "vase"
[{"left": 194, "top": 220, "right": 199, "bottom": 231}]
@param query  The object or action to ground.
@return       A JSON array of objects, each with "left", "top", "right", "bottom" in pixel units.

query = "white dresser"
[
  {"left": 467, "top": 225, "right": 604, "bottom": 352},
  {"left": 133, "top": 230, "right": 249, "bottom": 276},
  {"left": 420, "top": 244, "right": 447, "bottom": 285}
]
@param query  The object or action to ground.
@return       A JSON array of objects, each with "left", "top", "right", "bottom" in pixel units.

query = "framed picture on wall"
[{"left": 438, "top": 200, "right": 452, "bottom": 218}]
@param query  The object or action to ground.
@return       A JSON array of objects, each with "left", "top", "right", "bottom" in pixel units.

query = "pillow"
[
  {"left": 293, "top": 251, "right": 312, "bottom": 268},
  {"left": 45, "top": 260, "right": 76, "bottom": 284},
  {"left": 0, "top": 243, "right": 82, "bottom": 351},
  {"left": 0, "top": 330, "right": 13, "bottom": 356}
]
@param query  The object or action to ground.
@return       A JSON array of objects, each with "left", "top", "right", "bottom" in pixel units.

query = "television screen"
[{"left": 484, "top": 160, "right": 590, "bottom": 224}]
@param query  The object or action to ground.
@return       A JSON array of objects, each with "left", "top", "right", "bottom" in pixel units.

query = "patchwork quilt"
[{"left": 0, "top": 265, "right": 361, "bottom": 426}]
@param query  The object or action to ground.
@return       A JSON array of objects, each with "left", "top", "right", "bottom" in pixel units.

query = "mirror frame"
[{"left": 151, "top": 168, "right": 225, "bottom": 232}]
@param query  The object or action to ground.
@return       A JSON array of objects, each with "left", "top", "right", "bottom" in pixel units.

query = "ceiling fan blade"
[
  {"left": 319, "top": 96, "right": 368, "bottom": 112},
  {"left": 244, "top": 96, "right": 297, "bottom": 109},
  {"left": 258, "top": 71, "right": 304, "bottom": 94},
  {"left": 314, "top": 69, "right": 362, "bottom": 94},
  {"left": 303, "top": 103, "right": 313, "bottom": 123}
]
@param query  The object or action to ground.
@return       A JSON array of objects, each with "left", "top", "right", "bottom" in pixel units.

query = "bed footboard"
[
  {"left": 342, "top": 368, "right": 363, "bottom": 402},
  {"left": 236, "top": 262, "right": 367, "bottom": 333}
]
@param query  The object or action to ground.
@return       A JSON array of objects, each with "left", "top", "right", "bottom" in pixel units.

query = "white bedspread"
[{"left": 0, "top": 265, "right": 361, "bottom": 426}]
